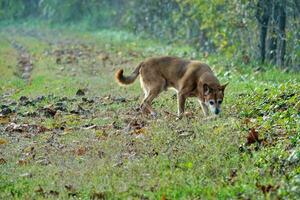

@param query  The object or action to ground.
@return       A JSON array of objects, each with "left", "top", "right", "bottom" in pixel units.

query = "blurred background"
[{"left": 0, "top": 0, "right": 299, "bottom": 69}]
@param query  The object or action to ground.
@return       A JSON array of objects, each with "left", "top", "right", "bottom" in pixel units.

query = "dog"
[{"left": 115, "top": 56, "right": 227, "bottom": 117}]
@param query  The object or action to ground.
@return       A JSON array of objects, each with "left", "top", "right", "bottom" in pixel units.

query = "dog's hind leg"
[
  {"left": 139, "top": 77, "right": 150, "bottom": 114},
  {"left": 140, "top": 78, "right": 165, "bottom": 117},
  {"left": 141, "top": 88, "right": 161, "bottom": 117}
]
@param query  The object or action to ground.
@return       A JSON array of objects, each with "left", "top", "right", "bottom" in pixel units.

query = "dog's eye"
[
  {"left": 209, "top": 101, "right": 214, "bottom": 105},
  {"left": 218, "top": 100, "right": 223, "bottom": 104}
]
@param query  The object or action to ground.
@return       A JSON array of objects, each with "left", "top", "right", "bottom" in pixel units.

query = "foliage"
[{"left": 0, "top": 0, "right": 299, "bottom": 68}]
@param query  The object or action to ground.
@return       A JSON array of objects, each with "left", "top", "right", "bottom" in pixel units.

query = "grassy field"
[{"left": 0, "top": 22, "right": 299, "bottom": 199}]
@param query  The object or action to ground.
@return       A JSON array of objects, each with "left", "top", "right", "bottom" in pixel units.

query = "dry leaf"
[
  {"left": 75, "top": 147, "right": 87, "bottom": 156},
  {"left": 90, "top": 191, "right": 106, "bottom": 200},
  {"left": 133, "top": 128, "right": 146, "bottom": 134},
  {"left": 17, "top": 158, "right": 29, "bottom": 166},
  {"left": 256, "top": 183, "right": 279, "bottom": 194},
  {"left": 49, "top": 190, "right": 59, "bottom": 196},
  {"left": 243, "top": 118, "right": 251, "bottom": 124},
  {"left": 35, "top": 186, "right": 45, "bottom": 197},
  {"left": 246, "top": 128, "right": 261, "bottom": 145},
  {"left": 0, "top": 158, "right": 7, "bottom": 165},
  {"left": 0, "top": 138, "right": 8, "bottom": 145},
  {"left": 65, "top": 184, "right": 78, "bottom": 197},
  {"left": 0, "top": 116, "right": 10, "bottom": 124}
]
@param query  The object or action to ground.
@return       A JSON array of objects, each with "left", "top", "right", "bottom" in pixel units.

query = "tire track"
[{"left": 10, "top": 40, "right": 33, "bottom": 83}]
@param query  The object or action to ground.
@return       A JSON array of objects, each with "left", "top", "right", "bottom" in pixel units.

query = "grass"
[{"left": 0, "top": 22, "right": 299, "bottom": 199}]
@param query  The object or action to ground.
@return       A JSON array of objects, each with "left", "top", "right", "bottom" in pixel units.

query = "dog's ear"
[
  {"left": 203, "top": 84, "right": 212, "bottom": 95},
  {"left": 220, "top": 82, "right": 229, "bottom": 91}
]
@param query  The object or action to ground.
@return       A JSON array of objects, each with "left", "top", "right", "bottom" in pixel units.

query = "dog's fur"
[{"left": 115, "top": 56, "right": 227, "bottom": 117}]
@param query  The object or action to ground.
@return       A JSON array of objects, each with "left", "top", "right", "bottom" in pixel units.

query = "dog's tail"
[{"left": 115, "top": 62, "right": 143, "bottom": 85}]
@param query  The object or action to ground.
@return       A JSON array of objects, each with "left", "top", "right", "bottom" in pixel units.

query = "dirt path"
[{"left": 10, "top": 40, "right": 33, "bottom": 82}]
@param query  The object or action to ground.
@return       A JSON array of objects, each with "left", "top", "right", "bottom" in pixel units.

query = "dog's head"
[{"left": 202, "top": 83, "right": 228, "bottom": 115}]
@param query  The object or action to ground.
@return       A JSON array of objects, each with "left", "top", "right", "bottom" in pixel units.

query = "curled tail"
[{"left": 115, "top": 62, "right": 143, "bottom": 85}]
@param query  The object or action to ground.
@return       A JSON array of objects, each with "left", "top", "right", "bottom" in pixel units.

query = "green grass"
[{"left": 0, "top": 22, "right": 299, "bottom": 199}]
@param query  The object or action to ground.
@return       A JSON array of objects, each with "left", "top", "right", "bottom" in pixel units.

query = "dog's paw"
[
  {"left": 176, "top": 114, "right": 183, "bottom": 120},
  {"left": 183, "top": 111, "right": 193, "bottom": 117}
]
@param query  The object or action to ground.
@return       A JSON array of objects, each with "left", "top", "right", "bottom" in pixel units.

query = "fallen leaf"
[
  {"left": 0, "top": 158, "right": 7, "bottom": 165},
  {"left": 35, "top": 157, "right": 50, "bottom": 165},
  {"left": 35, "top": 186, "right": 45, "bottom": 197},
  {"left": 76, "top": 89, "right": 85, "bottom": 96},
  {"left": 98, "top": 150, "right": 105, "bottom": 158},
  {"left": 0, "top": 138, "right": 8, "bottom": 145},
  {"left": 133, "top": 128, "right": 146, "bottom": 134},
  {"left": 0, "top": 116, "right": 10, "bottom": 124},
  {"left": 41, "top": 106, "right": 57, "bottom": 118},
  {"left": 17, "top": 158, "right": 29, "bottom": 166},
  {"left": 90, "top": 191, "right": 106, "bottom": 200},
  {"left": 75, "top": 147, "right": 87, "bottom": 156},
  {"left": 95, "top": 130, "right": 108, "bottom": 138},
  {"left": 98, "top": 53, "right": 109, "bottom": 61},
  {"left": 125, "top": 119, "right": 146, "bottom": 133},
  {"left": 65, "top": 184, "right": 78, "bottom": 197},
  {"left": 256, "top": 183, "right": 279, "bottom": 194},
  {"left": 243, "top": 118, "right": 251, "bottom": 124},
  {"left": 228, "top": 168, "right": 238, "bottom": 185},
  {"left": 246, "top": 128, "right": 261, "bottom": 145},
  {"left": 49, "top": 190, "right": 59, "bottom": 196},
  {"left": 5, "top": 123, "right": 49, "bottom": 134}
]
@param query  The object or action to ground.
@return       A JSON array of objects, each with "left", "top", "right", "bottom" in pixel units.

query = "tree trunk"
[
  {"left": 276, "top": 0, "right": 286, "bottom": 67},
  {"left": 267, "top": 1, "right": 279, "bottom": 63},
  {"left": 256, "top": 0, "right": 271, "bottom": 63}
]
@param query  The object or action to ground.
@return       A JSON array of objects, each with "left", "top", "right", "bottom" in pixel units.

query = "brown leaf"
[
  {"left": 98, "top": 150, "right": 105, "bottom": 158},
  {"left": 76, "top": 89, "right": 85, "bottom": 96},
  {"left": 41, "top": 106, "right": 57, "bottom": 118},
  {"left": 228, "top": 168, "right": 238, "bottom": 185},
  {"left": 56, "top": 57, "right": 62, "bottom": 64},
  {"left": 5, "top": 123, "right": 49, "bottom": 134},
  {"left": 90, "top": 191, "right": 106, "bottom": 200},
  {"left": 125, "top": 119, "right": 146, "bottom": 133},
  {"left": 0, "top": 158, "right": 7, "bottom": 165},
  {"left": 17, "top": 158, "right": 29, "bottom": 166},
  {"left": 98, "top": 53, "right": 109, "bottom": 61},
  {"left": 65, "top": 184, "right": 78, "bottom": 197},
  {"left": 242, "top": 54, "right": 250, "bottom": 64},
  {"left": 161, "top": 193, "right": 166, "bottom": 200},
  {"left": 49, "top": 190, "right": 59, "bottom": 196},
  {"left": 243, "top": 118, "right": 251, "bottom": 124},
  {"left": 35, "top": 185, "right": 45, "bottom": 194},
  {"left": 246, "top": 128, "right": 261, "bottom": 145},
  {"left": 37, "top": 125, "right": 49, "bottom": 133},
  {"left": 256, "top": 183, "right": 279, "bottom": 194},
  {"left": 0, "top": 138, "right": 8, "bottom": 145},
  {"left": 0, "top": 116, "right": 10, "bottom": 124},
  {"left": 133, "top": 127, "right": 146, "bottom": 135},
  {"left": 75, "top": 147, "right": 87, "bottom": 156}
]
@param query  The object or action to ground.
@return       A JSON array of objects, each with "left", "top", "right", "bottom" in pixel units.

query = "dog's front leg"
[
  {"left": 177, "top": 93, "right": 186, "bottom": 117},
  {"left": 199, "top": 100, "right": 209, "bottom": 116}
]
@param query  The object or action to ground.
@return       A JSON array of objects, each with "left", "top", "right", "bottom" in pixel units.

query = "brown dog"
[{"left": 115, "top": 56, "right": 227, "bottom": 117}]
